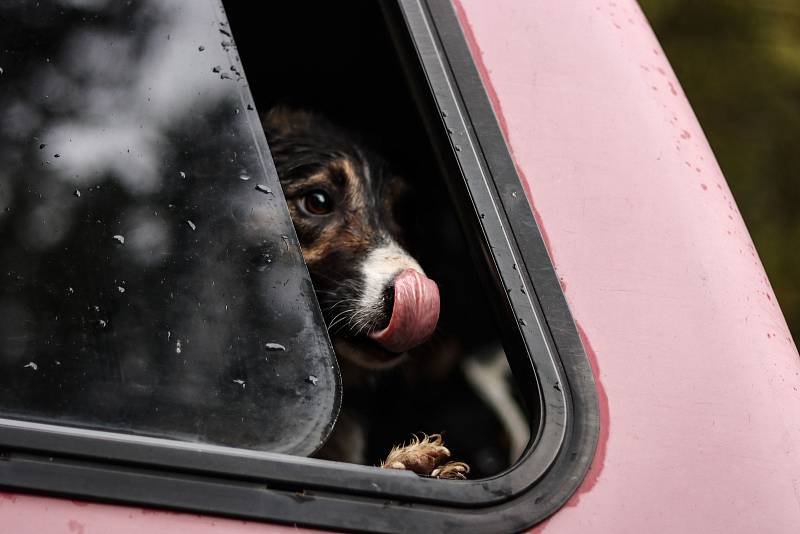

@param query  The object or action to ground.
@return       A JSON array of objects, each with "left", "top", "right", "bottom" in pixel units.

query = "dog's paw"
[
  {"left": 380, "top": 433, "right": 470, "bottom": 479},
  {"left": 431, "top": 461, "right": 470, "bottom": 480}
]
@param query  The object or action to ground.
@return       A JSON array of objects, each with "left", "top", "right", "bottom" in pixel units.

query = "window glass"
[{"left": 0, "top": 0, "right": 339, "bottom": 456}]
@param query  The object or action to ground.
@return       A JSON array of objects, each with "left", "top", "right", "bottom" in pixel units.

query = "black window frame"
[{"left": 0, "top": 1, "right": 599, "bottom": 531}]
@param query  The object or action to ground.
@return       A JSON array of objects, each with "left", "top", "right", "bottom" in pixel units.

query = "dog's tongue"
[{"left": 369, "top": 269, "right": 440, "bottom": 353}]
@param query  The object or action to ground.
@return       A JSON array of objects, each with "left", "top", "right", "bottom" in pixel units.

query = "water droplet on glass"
[
  {"left": 117, "top": 286, "right": 125, "bottom": 293},
  {"left": 306, "top": 375, "right": 319, "bottom": 386},
  {"left": 219, "top": 72, "right": 232, "bottom": 80},
  {"left": 198, "top": 45, "right": 205, "bottom": 51},
  {"left": 239, "top": 173, "right": 251, "bottom": 181},
  {"left": 265, "top": 342, "right": 286, "bottom": 351},
  {"left": 479, "top": 213, "right": 485, "bottom": 219},
  {"left": 518, "top": 318, "right": 526, "bottom": 326},
  {"left": 447, "top": 127, "right": 454, "bottom": 134},
  {"left": 54, "top": 153, "right": 61, "bottom": 158},
  {"left": 0, "top": 67, "right": 3, "bottom": 75},
  {"left": 234, "top": 108, "right": 240, "bottom": 115},
  {"left": 73, "top": 189, "right": 81, "bottom": 198},
  {"left": 66, "top": 287, "right": 74, "bottom": 295},
  {"left": 252, "top": 253, "right": 273, "bottom": 272},
  {"left": 511, "top": 191, "right": 519, "bottom": 198},
  {"left": 247, "top": 104, "right": 254, "bottom": 111},
  {"left": 441, "top": 110, "right": 448, "bottom": 117},
  {"left": 512, "top": 263, "right": 518, "bottom": 270},
  {"left": 179, "top": 171, "right": 186, "bottom": 179},
  {"left": 454, "top": 145, "right": 461, "bottom": 152},
  {"left": 39, "top": 143, "right": 46, "bottom": 150},
  {"left": 255, "top": 184, "right": 273, "bottom": 195},
  {"left": 186, "top": 220, "right": 196, "bottom": 231},
  {"left": 233, "top": 379, "right": 246, "bottom": 388},
  {"left": 212, "top": 66, "right": 221, "bottom": 73},
  {"left": 112, "top": 234, "right": 125, "bottom": 244},
  {"left": 24, "top": 361, "right": 38, "bottom": 370},
  {"left": 98, "top": 319, "right": 108, "bottom": 328},
  {"left": 175, "top": 339, "right": 182, "bottom": 354}
]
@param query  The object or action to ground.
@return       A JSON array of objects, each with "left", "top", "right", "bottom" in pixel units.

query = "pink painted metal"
[
  {"left": 2, "top": 1, "right": 799, "bottom": 532},
  {"left": 0, "top": 492, "right": 312, "bottom": 534},
  {"left": 454, "top": 0, "right": 800, "bottom": 532}
]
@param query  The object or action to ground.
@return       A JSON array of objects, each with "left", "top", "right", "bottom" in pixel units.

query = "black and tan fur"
[{"left": 264, "top": 107, "right": 467, "bottom": 478}]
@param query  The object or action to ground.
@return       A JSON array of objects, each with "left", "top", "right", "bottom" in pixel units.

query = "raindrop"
[
  {"left": 233, "top": 379, "right": 246, "bottom": 388},
  {"left": 112, "top": 234, "right": 125, "bottom": 244},
  {"left": 66, "top": 287, "right": 74, "bottom": 295},
  {"left": 234, "top": 108, "right": 240, "bottom": 115},
  {"left": 447, "top": 127, "right": 454, "bottom": 134},
  {"left": 0, "top": 67, "right": 3, "bottom": 75},
  {"left": 117, "top": 286, "right": 125, "bottom": 293},
  {"left": 219, "top": 28, "right": 232, "bottom": 37},
  {"left": 24, "top": 362, "right": 38, "bottom": 371},
  {"left": 54, "top": 153, "right": 61, "bottom": 158},
  {"left": 479, "top": 213, "right": 485, "bottom": 219},
  {"left": 175, "top": 339, "right": 182, "bottom": 354},
  {"left": 512, "top": 263, "right": 518, "bottom": 270},
  {"left": 73, "top": 189, "right": 81, "bottom": 198},
  {"left": 518, "top": 318, "right": 526, "bottom": 326},
  {"left": 212, "top": 66, "right": 221, "bottom": 73},
  {"left": 179, "top": 171, "right": 186, "bottom": 178},
  {"left": 39, "top": 143, "right": 46, "bottom": 150},
  {"left": 253, "top": 253, "right": 273, "bottom": 272},
  {"left": 98, "top": 319, "right": 108, "bottom": 328},
  {"left": 511, "top": 191, "right": 519, "bottom": 198},
  {"left": 219, "top": 72, "right": 232, "bottom": 80},
  {"left": 198, "top": 45, "right": 206, "bottom": 51},
  {"left": 265, "top": 342, "right": 286, "bottom": 352},
  {"left": 239, "top": 173, "right": 251, "bottom": 181},
  {"left": 255, "top": 184, "right": 273, "bottom": 195},
  {"left": 441, "top": 110, "right": 448, "bottom": 117},
  {"left": 306, "top": 375, "right": 319, "bottom": 386},
  {"left": 186, "top": 220, "right": 196, "bottom": 231},
  {"left": 247, "top": 104, "right": 254, "bottom": 111},
  {"left": 454, "top": 145, "right": 461, "bottom": 152}
]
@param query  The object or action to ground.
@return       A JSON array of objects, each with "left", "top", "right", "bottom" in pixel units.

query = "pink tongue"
[{"left": 368, "top": 269, "right": 440, "bottom": 353}]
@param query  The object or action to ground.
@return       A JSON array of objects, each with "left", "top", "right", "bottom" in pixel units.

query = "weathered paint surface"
[
  {"left": 0, "top": 492, "right": 313, "bottom": 534},
  {"left": 455, "top": 0, "right": 800, "bottom": 532}
]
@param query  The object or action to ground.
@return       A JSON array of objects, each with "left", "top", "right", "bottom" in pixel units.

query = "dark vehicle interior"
[{"left": 226, "top": 1, "right": 530, "bottom": 477}]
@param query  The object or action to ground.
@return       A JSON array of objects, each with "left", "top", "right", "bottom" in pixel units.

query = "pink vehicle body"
[{"left": 1, "top": 0, "right": 799, "bottom": 532}]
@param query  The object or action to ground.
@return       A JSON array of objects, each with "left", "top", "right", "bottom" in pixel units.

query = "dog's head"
[{"left": 264, "top": 107, "right": 439, "bottom": 369}]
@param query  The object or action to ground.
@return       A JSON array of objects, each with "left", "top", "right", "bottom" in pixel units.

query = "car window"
[{"left": 0, "top": 0, "right": 340, "bottom": 456}]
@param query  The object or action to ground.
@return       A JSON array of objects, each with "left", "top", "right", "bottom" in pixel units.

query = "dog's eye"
[{"left": 302, "top": 190, "right": 333, "bottom": 216}]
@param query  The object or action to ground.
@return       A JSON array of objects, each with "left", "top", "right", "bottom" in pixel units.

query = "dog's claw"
[
  {"left": 380, "top": 433, "right": 469, "bottom": 479},
  {"left": 431, "top": 461, "right": 470, "bottom": 480}
]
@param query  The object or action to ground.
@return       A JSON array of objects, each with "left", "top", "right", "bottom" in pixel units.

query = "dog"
[{"left": 263, "top": 107, "right": 469, "bottom": 479}]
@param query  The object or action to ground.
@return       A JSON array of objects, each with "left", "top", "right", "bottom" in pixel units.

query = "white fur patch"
[{"left": 359, "top": 240, "right": 424, "bottom": 318}]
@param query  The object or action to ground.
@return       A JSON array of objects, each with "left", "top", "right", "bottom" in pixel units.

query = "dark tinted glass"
[{"left": 0, "top": 0, "right": 340, "bottom": 456}]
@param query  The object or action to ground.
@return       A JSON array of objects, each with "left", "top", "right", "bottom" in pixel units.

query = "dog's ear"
[{"left": 262, "top": 106, "right": 318, "bottom": 138}]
